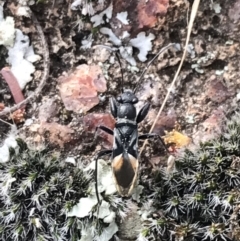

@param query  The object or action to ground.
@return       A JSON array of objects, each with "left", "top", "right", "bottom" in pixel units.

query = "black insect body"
[
  {"left": 93, "top": 45, "right": 174, "bottom": 204},
  {"left": 111, "top": 89, "right": 150, "bottom": 196},
  {"left": 94, "top": 89, "right": 167, "bottom": 202}
]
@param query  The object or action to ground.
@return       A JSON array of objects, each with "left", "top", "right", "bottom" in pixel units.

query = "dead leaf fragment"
[{"left": 59, "top": 64, "right": 107, "bottom": 113}]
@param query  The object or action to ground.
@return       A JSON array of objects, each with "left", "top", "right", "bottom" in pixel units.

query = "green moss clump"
[
  {"left": 141, "top": 114, "right": 240, "bottom": 241},
  {"left": 0, "top": 139, "right": 92, "bottom": 241}
]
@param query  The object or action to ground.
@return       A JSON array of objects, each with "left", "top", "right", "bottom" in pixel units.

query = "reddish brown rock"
[
  {"left": 58, "top": 64, "right": 107, "bottom": 113},
  {"left": 137, "top": 0, "right": 169, "bottom": 29},
  {"left": 151, "top": 110, "right": 177, "bottom": 136},
  {"left": 29, "top": 122, "right": 73, "bottom": 147},
  {"left": 202, "top": 108, "right": 226, "bottom": 133},
  {"left": 111, "top": 0, "right": 169, "bottom": 37},
  {"left": 206, "top": 76, "right": 233, "bottom": 103},
  {"left": 83, "top": 113, "right": 115, "bottom": 148},
  {"left": 228, "top": 0, "right": 240, "bottom": 22}
]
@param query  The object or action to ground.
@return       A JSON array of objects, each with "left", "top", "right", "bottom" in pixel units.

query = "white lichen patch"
[
  {"left": 71, "top": 0, "right": 104, "bottom": 12},
  {"left": 121, "top": 30, "right": 130, "bottom": 39},
  {"left": 210, "top": 0, "right": 221, "bottom": 14},
  {"left": 191, "top": 64, "right": 204, "bottom": 74},
  {"left": 71, "top": 0, "right": 82, "bottom": 10},
  {"left": 7, "top": 29, "right": 41, "bottom": 89},
  {"left": 192, "top": 51, "right": 217, "bottom": 74},
  {"left": 80, "top": 221, "right": 118, "bottom": 241},
  {"left": 91, "top": 3, "right": 113, "bottom": 27},
  {"left": 119, "top": 46, "right": 136, "bottom": 66},
  {"left": 67, "top": 195, "right": 98, "bottom": 218},
  {"left": 98, "top": 222, "right": 118, "bottom": 241},
  {"left": 0, "top": 5, "right": 15, "bottom": 47},
  {"left": 100, "top": 27, "right": 121, "bottom": 46},
  {"left": 186, "top": 43, "right": 195, "bottom": 58},
  {"left": 93, "top": 200, "right": 116, "bottom": 224},
  {"left": 116, "top": 11, "right": 129, "bottom": 25},
  {"left": 68, "top": 159, "right": 117, "bottom": 219},
  {"left": 130, "top": 32, "right": 155, "bottom": 62},
  {"left": 65, "top": 157, "right": 76, "bottom": 165},
  {"left": 138, "top": 200, "right": 155, "bottom": 221},
  {"left": 132, "top": 185, "right": 144, "bottom": 203},
  {"left": 71, "top": 0, "right": 95, "bottom": 15},
  {"left": 99, "top": 25, "right": 155, "bottom": 65},
  {"left": 94, "top": 200, "right": 111, "bottom": 219},
  {"left": 81, "top": 33, "right": 93, "bottom": 49},
  {"left": 103, "top": 210, "right": 116, "bottom": 223},
  {"left": 85, "top": 159, "right": 117, "bottom": 196},
  {"left": 0, "top": 125, "right": 18, "bottom": 163}
]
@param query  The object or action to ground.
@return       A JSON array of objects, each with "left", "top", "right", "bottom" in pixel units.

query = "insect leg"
[
  {"left": 139, "top": 133, "right": 169, "bottom": 153},
  {"left": 94, "top": 149, "right": 112, "bottom": 204},
  {"left": 94, "top": 125, "right": 114, "bottom": 136},
  {"left": 84, "top": 125, "right": 114, "bottom": 147},
  {"left": 110, "top": 97, "right": 118, "bottom": 118},
  {"left": 136, "top": 102, "right": 150, "bottom": 123}
]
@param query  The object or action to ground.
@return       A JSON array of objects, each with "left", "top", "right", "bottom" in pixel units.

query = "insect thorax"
[{"left": 117, "top": 103, "right": 137, "bottom": 120}]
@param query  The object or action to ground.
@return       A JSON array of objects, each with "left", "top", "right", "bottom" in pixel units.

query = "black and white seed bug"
[{"left": 93, "top": 44, "right": 174, "bottom": 204}]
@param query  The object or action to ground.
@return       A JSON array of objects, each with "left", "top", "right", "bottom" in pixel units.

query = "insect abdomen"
[{"left": 112, "top": 152, "right": 139, "bottom": 196}]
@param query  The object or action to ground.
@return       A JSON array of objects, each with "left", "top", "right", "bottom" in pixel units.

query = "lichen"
[{"left": 0, "top": 5, "right": 15, "bottom": 47}]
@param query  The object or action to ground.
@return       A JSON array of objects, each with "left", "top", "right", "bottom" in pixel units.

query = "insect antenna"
[
  {"left": 93, "top": 45, "right": 125, "bottom": 92},
  {"left": 133, "top": 43, "right": 176, "bottom": 94},
  {"left": 114, "top": 51, "right": 124, "bottom": 93}
]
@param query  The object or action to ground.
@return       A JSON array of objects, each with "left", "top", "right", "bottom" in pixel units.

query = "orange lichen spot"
[{"left": 164, "top": 130, "right": 191, "bottom": 148}]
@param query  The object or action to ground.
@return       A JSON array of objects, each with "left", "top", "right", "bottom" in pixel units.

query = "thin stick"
[
  {"left": 0, "top": 10, "right": 50, "bottom": 117},
  {"left": 139, "top": 0, "right": 201, "bottom": 156}
]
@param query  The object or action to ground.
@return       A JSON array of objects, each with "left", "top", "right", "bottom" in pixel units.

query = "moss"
[
  {"left": 140, "top": 114, "right": 240, "bottom": 241},
  {"left": 0, "top": 139, "right": 92, "bottom": 241}
]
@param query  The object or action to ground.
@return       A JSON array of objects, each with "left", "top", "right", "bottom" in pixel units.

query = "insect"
[{"left": 94, "top": 44, "right": 174, "bottom": 204}]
